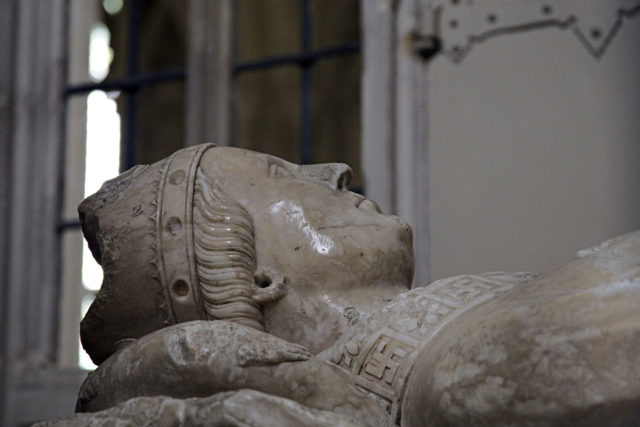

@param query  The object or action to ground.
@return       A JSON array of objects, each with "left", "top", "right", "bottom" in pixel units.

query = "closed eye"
[{"left": 268, "top": 162, "right": 295, "bottom": 179}]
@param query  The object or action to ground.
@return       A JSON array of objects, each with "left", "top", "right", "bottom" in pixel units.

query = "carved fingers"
[{"left": 236, "top": 339, "right": 310, "bottom": 367}]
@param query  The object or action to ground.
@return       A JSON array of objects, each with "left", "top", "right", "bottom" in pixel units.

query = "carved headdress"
[{"left": 79, "top": 144, "right": 265, "bottom": 365}]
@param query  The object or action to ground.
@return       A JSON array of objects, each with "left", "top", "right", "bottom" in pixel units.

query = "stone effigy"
[{"left": 38, "top": 144, "right": 640, "bottom": 426}]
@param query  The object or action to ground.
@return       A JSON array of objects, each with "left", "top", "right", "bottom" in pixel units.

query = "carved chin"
[
  {"left": 331, "top": 216, "right": 413, "bottom": 288},
  {"left": 367, "top": 215, "right": 415, "bottom": 287},
  {"left": 316, "top": 218, "right": 414, "bottom": 291}
]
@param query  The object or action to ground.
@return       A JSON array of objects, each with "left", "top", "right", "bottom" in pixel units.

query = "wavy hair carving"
[{"left": 192, "top": 167, "right": 264, "bottom": 330}]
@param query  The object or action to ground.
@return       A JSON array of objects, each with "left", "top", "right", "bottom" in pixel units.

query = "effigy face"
[
  {"left": 197, "top": 146, "right": 414, "bottom": 301},
  {"left": 197, "top": 147, "right": 415, "bottom": 349}
]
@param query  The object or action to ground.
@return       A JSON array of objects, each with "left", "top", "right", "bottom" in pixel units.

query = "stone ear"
[{"left": 252, "top": 267, "right": 287, "bottom": 304}]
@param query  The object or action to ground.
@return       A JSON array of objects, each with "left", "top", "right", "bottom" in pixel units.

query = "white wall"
[{"left": 427, "top": 22, "right": 640, "bottom": 279}]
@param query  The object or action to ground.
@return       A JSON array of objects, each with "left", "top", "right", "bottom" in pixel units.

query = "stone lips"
[{"left": 78, "top": 144, "right": 215, "bottom": 365}]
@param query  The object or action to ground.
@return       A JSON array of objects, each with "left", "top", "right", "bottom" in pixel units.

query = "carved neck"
[{"left": 262, "top": 283, "right": 407, "bottom": 354}]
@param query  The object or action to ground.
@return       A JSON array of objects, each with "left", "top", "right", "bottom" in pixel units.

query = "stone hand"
[{"left": 76, "top": 321, "right": 390, "bottom": 426}]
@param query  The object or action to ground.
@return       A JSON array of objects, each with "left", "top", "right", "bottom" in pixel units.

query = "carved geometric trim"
[
  {"left": 423, "top": 0, "right": 640, "bottom": 62},
  {"left": 352, "top": 328, "right": 421, "bottom": 423},
  {"left": 328, "top": 272, "right": 527, "bottom": 423}
]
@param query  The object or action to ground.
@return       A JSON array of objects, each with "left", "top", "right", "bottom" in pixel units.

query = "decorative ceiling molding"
[{"left": 415, "top": 0, "right": 640, "bottom": 62}]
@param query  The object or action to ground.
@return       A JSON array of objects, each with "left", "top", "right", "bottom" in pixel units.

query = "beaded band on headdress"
[{"left": 155, "top": 143, "right": 215, "bottom": 323}]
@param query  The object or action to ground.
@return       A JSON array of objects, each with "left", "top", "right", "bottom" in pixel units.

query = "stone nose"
[{"left": 300, "top": 163, "right": 352, "bottom": 191}]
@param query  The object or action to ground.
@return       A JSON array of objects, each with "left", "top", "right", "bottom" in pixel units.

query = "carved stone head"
[{"left": 79, "top": 144, "right": 414, "bottom": 363}]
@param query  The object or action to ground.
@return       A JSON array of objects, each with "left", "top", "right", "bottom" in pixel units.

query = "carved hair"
[{"left": 192, "top": 167, "right": 264, "bottom": 330}]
